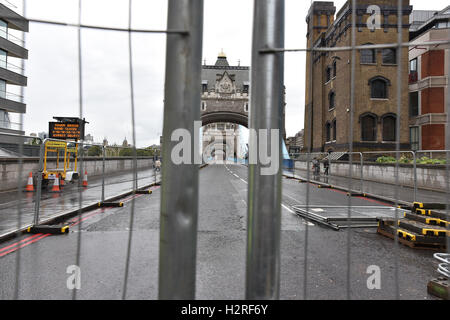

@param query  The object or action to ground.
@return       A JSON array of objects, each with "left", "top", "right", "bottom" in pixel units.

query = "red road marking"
[
  {"left": 0, "top": 233, "right": 42, "bottom": 253},
  {"left": 0, "top": 234, "right": 51, "bottom": 257},
  {"left": 0, "top": 187, "right": 157, "bottom": 258}
]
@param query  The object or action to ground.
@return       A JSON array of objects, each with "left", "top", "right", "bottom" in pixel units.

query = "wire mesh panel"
[{"left": 0, "top": 0, "right": 448, "bottom": 302}]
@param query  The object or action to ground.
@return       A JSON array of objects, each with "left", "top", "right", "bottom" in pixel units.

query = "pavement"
[
  {"left": 0, "top": 168, "right": 161, "bottom": 236},
  {"left": 0, "top": 163, "right": 444, "bottom": 299}
]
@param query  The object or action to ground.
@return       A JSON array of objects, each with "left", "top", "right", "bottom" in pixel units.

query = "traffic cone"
[
  {"left": 59, "top": 174, "right": 64, "bottom": 187},
  {"left": 82, "top": 170, "right": 88, "bottom": 188},
  {"left": 25, "top": 172, "right": 34, "bottom": 192},
  {"left": 50, "top": 176, "right": 62, "bottom": 193}
]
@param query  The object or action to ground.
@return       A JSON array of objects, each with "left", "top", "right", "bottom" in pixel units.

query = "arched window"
[
  {"left": 244, "top": 102, "right": 249, "bottom": 112},
  {"left": 332, "top": 118, "right": 337, "bottom": 141},
  {"left": 325, "top": 122, "right": 331, "bottom": 142},
  {"left": 382, "top": 114, "right": 396, "bottom": 142},
  {"left": 332, "top": 60, "right": 337, "bottom": 78},
  {"left": 382, "top": 48, "right": 396, "bottom": 64},
  {"left": 329, "top": 91, "right": 335, "bottom": 110},
  {"left": 369, "top": 76, "right": 390, "bottom": 99},
  {"left": 360, "top": 43, "right": 375, "bottom": 64},
  {"left": 360, "top": 113, "right": 377, "bottom": 141},
  {"left": 201, "top": 101, "right": 207, "bottom": 111},
  {"left": 326, "top": 66, "right": 332, "bottom": 82}
]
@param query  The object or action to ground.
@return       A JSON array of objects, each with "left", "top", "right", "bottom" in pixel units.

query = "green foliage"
[
  {"left": 87, "top": 145, "right": 102, "bottom": 156},
  {"left": 375, "top": 155, "right": 446, "bottom": 165}
]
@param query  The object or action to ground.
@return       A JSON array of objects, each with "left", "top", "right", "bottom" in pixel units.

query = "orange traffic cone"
[
  {"left": 25, "top": 172, "right": 34, "bottom": 192},
  {"left": 82, "top": 170, "right": 88, "bottom": 188},
  {"left": 50, "top": 176, "right": 62, "bottom": 193}
]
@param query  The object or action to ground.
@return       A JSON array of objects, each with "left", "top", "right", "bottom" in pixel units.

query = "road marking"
[
  {"left": 0, "top": 233, "right": 51, "bottom": 257},
  {"left": 0, "top": 186, "right": 160, "bottom": 258}
]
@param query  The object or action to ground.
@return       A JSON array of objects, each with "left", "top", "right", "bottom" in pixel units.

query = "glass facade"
[{"left": 0, "top": 49, "right": 7, "bottom": 69}]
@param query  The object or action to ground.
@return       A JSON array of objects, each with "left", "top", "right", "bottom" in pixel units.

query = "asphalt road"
[
  {"left": 0, "top": 168, "right": 161, "bottom": 236},
  {"left": 0, "top": 163, "right": 441, "bottom": 299}
]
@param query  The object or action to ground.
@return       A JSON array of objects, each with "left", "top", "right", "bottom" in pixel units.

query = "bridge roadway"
[
  {"left": 0, "top": 168, "right": 161, "bottom": 236},
  {"left": 0, "top": 163, "right": 438, "bottom": 299}
]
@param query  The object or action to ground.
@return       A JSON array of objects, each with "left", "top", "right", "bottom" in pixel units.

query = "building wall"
[{"left": 305, "top": 0, "right": 412, "bottom": 153}]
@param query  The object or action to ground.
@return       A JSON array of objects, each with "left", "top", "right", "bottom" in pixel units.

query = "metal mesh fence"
[{"left": 0, "top": 0, "right": 449, "bottom": 300}]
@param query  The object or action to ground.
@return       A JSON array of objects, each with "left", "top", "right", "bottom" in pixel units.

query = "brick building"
[
  {"left": 408, "top": 6, "right": 450, "bottom": 151},
  {"left": 303, "top": 0, "right": 412, "bottom": 153}
]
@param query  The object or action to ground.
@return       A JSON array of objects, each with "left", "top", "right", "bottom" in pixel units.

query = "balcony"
[
  {"left": 0, "top": 90, "right": 25, "bottom": 113},
  {"left": 0, "top": 61, "right": 26, "bottom": 86},
  {"left": 409, "top": 71, "right": 418, "bottom": 84}
]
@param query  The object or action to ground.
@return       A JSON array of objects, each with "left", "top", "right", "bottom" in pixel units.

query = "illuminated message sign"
[{"left": 49, "top": 122, "right": 84, "bottom": 140}]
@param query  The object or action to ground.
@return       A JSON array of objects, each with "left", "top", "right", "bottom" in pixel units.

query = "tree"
[{"left": 87, "top": 145, "right": 102, "bottom": 156}]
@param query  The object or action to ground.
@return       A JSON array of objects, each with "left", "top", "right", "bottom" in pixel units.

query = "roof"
[{"left": 202, "top": 54, "right": 249, "bottom": 91}]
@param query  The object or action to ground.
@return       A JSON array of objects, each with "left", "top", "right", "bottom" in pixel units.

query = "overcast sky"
[{"left": 4, "top": 0, "right": 449, "bottom": 147}]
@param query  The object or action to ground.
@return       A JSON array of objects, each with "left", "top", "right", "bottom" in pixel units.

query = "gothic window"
[
  {"left": 332, "top": 60, "right": 337, "bottom": 78},
  {"left": 382, "top": 48, "right": 396, "bottom": 64},
  {"left": 329, "top": 91, "right": 335, "bottom": 110},
  {"left": 332, "top": 118, "right": 336, "bottom": 141},
  {"left": 326, "top": 66, "right": 332, "bottom": 82},
  {"left": 244, "top": 102, "right": 249, "bottom": 112},
  {"left": 369, "top": 76, "right": 390, "bottom": 99},
  {"left": 325, "top": 122, "right": 331, "bottom": 142},
  {"left": 360, "top": 44, "right": 375, "bottom": 64},
  {"left": 201, "top": 102, "right": 206, "bottom": 111},
  {"left": 360, "top": 113, "right": 377, "bottom": 141},
  {"left": 382, "top": 114, "right": 396, "bottom": 142}
]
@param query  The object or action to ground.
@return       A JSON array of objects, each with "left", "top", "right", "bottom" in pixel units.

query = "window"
[
  {"left": 409, "top": 58, "right": 417, "bottom": 72},
  {"left": 325, "top": 122, "right": 331, "bottom": 142},
  {"left": 382, "top": 115, "right": 396, "bottom": 142},
  {"left": 243, "top": 84, "right": 249, "bottom": 93},
  {"left": 244, "top": 102, "right": 249, "bottom": 112},
  {"left": 0, "top": 49, "right": 6, "bottom": 69},
  {"left": 332, "top": 119, "right": 336, "bottom": 141},
  {"left": 201, "top": 102, "right": 206, "bottom": 111},
  {"left": 382, "top": 48, "right": 396, "bottom": 64},
  {"left": 326, "top": 66, "right": 331, "bottom": 82},
  {"left": 202, "top": 83, "right": 207, "bottom": 92},
  {"left": 0, "top": 109, "right": 10, "bottom": 129},
  {"left": 410, "top": 127, "right": 419, "bottom": 151},
  {"left": 360, "top": 44, "right": 375, "bottom": 63},
  {"left": 369, "top": 76, "right": 390, "bottom": 99},
  {"left": 0, "top": 20, "right": 7, "bottom": 39},
  {"left": 0, "top": 80, "right": 5, "bottom": 99},
  {"left": 328, "top": 91, "right": 335, "bottom": 110},
  {"left": 409, "top": 92, "right": 419, "bottom": 117},
  {"left": 332, "top": 60, "right": 337, "bottom": 78},
  {"left": 361, "top": 114, "right": 377, "bottom": 141},
  {"left": 409, "top": 58, "right": 418, "bottom": 83}
]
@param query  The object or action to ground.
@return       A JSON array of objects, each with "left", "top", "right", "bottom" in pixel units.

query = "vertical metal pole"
[
  {"left": 413, "top": 151, "right": 417, "bottom": 202},
  {"left": 101, "top": 146, "right": 105, "bottom": 202},
  {"left": 158, "top": 0, "right": 203, "bottom": 300},
  {"left": 33, "top": 140, "right": 46, "bottom": 225},
  {"left": 360, "top": 152, "right": 363, "bottom": 194},
  {"left": 246, "top": 0, "right": 284, "bottom": 300}
]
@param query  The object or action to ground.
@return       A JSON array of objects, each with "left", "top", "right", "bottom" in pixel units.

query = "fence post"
[
  {"left": 413, "top": 151, "right": 417, "bottom": 202},
  {"left": 101, "top": 146, "right": 106, "bottom": 203},
  {"left": 359, "top": 152, "right": 363, "bottom": 194},
  {"left": 158, "top": 0, "right": 203, "bottom": 300},
  {"left": 246, "top": 0, "right": 284, "bottom": 300},
  {"left": 33, "top": 140, "right": 46, "bottom": 225}
]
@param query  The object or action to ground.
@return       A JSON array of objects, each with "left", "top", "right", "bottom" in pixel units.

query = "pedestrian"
[
  {"left": 312, "top": 157, "right": 320, "bottom": 179},
  {"left": 323, "top": 159, "right": 329, "bottom": 176},
  {"left": 155, "top": 158, "right": 161, "bottom": 172}
]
